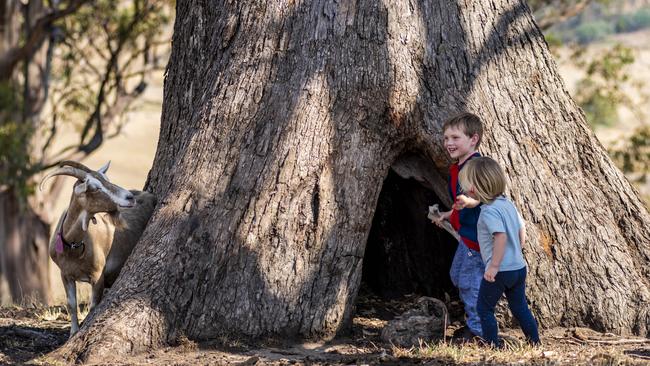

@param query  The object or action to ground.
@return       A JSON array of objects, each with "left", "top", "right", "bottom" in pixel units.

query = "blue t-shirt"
[{"left": 476, "top": 196, "right": 527, "bottom": 271}]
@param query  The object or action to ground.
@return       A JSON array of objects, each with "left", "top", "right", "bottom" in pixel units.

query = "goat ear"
[
  {"left": 74, "top": 182, "right": 88, "bottom": 194},
  {"left": 98, "top": 161, "right": 111, "bottom": 176}
]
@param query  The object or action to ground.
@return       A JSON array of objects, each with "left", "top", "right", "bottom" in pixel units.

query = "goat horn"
[
  {"left": 59, "top": 160, "right": 93, "bottom": 173},
  {"left": 39, "top": 166, "right": 88, "bottom": 191}
]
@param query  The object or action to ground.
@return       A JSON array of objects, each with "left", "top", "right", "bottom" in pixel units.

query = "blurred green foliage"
[
  {"left": 53, "top": 0, "right": 171, "bottom": 134},
  {"left": 609, "top": 126, "right": 650, "bottom": 185},
  {"left": 0, "top": 81, "right": 17, "bottom": 109},
  {"left": 0, "top": 122, "right": 35, "bottom": 199},
  {"left": 569, "top": 43, "right": 650, "bottom": 196},
  {"left": 0, "top": 82, "right": 34, "bottom": 201},
  {"left": 615, "top": 8, "right": 650, "bottom": 33},
  {"left": 574, "top": 20, "right": 614, "bottom": 43},
  {"left": 550, "top": 6, "right": 650, "bottom": 44},
  {"left": 574, "top": 44, "right": 635, "bottom": 127},
  {"left": 1, "top": 0, "right": 172, "bottom": 203}
]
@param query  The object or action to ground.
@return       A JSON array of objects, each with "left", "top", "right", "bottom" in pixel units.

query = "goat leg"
[{"left": 63, "top": 276, "right": 79, "bottom": 336}]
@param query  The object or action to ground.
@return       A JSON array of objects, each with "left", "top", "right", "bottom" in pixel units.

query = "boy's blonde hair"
[
  {"left": 442, "top": 112, "right": 484, "bottom": 149},
  {"left": 458, "top": 157, "right": 506, "bottom": 204}
]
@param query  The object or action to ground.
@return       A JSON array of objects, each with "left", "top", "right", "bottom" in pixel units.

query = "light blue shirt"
[{"left": 476, "top": 196, "right": 527, "bottom": 271}]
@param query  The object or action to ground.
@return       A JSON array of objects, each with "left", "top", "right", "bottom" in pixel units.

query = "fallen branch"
[
  {"left": 575, "top": 338, "right": 650, "bottom": 345},
  {"left": 628, "top": 353, "right": 650, "bottom": 361},
  {"left": 546, "top": 335, "right": 584, "bottom": 346},
  {"left": 567, "top": 328, "right": 650, "bottom": 345},
  {"left": 0, "top": 324, "right": 60, "bottom": 345}
]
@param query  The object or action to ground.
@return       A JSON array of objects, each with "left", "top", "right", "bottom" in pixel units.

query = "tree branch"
[
  {"left": 77, "top": 1, "right": 155, "bottom": 154},
  {"left": 0, "top": 0, "right": 91, "bottom": 80}
]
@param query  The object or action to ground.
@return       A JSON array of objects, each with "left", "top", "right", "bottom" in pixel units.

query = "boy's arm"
[
  {"left": 484, "top": 232, "right": 507, "bottom": 282},
  {"left": 454, "top": 194, "right": 480, "bottom": 210}
]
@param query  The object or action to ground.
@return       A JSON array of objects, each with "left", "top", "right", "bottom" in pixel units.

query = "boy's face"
[{"left": 443, "top": 126, "right": 479, "bottom": 160}]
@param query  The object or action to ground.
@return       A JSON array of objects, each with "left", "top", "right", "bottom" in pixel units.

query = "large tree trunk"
[{"left": 55, "top": 0, "right": 650, "bottom": 362}]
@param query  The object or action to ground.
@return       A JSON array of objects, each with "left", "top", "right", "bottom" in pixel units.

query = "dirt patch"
[
  {"left": 2, "top": 300, "right": 649, "bottom": 365},
  {"left": 0, "top": 306, "right": 69, "bottom": 365}
]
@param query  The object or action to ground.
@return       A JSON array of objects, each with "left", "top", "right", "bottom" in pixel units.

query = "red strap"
[
  {"left": 461, "top": 237, "right": 480, "bottom": 251},
  {"left": 449, "top": 157, "right": 481, "bottom": 252},
  {"left": 449, "top": 164, "right": 460, "bottom": 230},
  {"left": 450, "top": 164, "right": 459, "bottom": 198}
]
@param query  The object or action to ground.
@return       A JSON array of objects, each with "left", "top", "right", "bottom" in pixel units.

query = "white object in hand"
[{"left": 428, "top": 204, "right": 461, "bottom": 241}]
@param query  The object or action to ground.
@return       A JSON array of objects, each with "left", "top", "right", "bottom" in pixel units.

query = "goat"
[{"left": 40, "top": 160, "right": 156, "bottom": 336}]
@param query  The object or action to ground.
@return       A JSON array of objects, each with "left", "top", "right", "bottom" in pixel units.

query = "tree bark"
[
  {"left": 0, "top": 191, "right": 50, "bottom": 304},
  {"left": 55, "top": 0, "right": 650, "bottom": 362}
]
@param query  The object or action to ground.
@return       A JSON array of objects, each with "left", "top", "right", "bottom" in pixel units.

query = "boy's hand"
[
  {"left": 431, "top": 210, "right": 452, "bottom": 227},
  {"left": 484, "top": 265, "right": 499, "bottom": 282},
  {"left": 453, "top": 194, "right": 479, "bottom": 210}
]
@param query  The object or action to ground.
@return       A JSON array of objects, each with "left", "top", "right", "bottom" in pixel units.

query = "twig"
[
  {"left": 582, "top": 338, "right": 650, "bottom": 345},
  {"left": 443, "top": 310, "right": 448, "bottom": 345},
  {"left": 567, "top": 335, "right": 650, "bottom": 345},
  {"left": 546, "top": 335, "right": 584, "bottom": 346}
]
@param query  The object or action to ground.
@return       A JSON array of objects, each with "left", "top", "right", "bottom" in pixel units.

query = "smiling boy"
[{"left": 431, "top": 112, "right": 484, "bottom": 340}]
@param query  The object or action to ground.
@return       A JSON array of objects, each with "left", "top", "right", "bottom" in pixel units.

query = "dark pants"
[{"left": 477, "top": 267, "right": 540, "bottom": 347}]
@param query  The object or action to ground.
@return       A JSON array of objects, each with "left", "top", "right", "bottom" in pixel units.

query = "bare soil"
[{"left": 2, "top": 293, "right": 649, "bottom": 365}]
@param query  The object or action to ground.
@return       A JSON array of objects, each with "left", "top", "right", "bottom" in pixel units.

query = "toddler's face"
[{"left": 443, "top": 126, "right": 477, "bottom": 160}]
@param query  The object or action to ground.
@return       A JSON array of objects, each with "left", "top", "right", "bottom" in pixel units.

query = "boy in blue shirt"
[
  {"left": 431, "top": 112, "right": 485, "bottom": 339},
  {"left": 458, "top": 156, "right": 540, "bottom": 347}
]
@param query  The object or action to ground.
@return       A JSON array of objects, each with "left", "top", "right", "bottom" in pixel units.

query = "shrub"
[
  {"left": 574, "top": 21, "right": 614, "bottom": 44},
  {"left": 579, "top": 88, "right": 619, "bottom": 127},
  {"left": 615, "top": 8, "right": 650, "bottom": 33}
]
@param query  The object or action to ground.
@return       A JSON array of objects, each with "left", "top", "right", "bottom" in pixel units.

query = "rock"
[{"left": 380, "top": 297, "right": 448, "bottom": 347}]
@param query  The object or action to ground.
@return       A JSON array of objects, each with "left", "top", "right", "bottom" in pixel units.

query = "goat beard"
[{"left": 108, "top": 211, "right": 129, "bottom": 230}]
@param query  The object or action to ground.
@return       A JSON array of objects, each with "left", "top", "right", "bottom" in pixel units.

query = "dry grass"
[
  {"left": 35, "top": 302, "right": 90, "bottom": 324},
  {"left": 36, "top": 306, "right": 65, "bottom": 322},
  {"left": 390, "top": 339, "right": 646, "bottom": 365}
]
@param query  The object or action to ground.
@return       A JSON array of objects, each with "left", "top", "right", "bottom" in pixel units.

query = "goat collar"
[{"left": 55, "top": 212, "right": 85, "bottom": 254}]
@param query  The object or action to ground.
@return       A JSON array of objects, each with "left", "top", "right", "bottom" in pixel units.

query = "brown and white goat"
[{"left": 41, "top": 161, "right": 156, "bottom": 336}]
